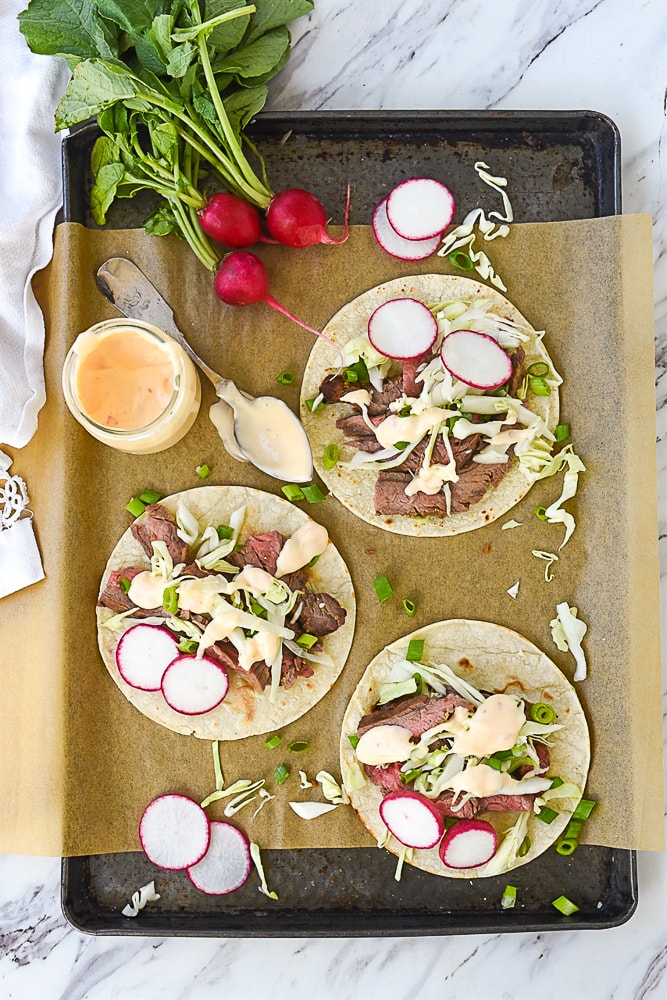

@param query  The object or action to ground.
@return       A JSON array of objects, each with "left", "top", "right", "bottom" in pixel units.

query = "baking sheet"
[{"left": 3, "top": 110, "right": 657, "bottom": 933}]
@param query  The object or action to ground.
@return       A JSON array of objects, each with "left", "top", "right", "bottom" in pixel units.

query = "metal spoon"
[{"left": 96, "top": 258, "right": 313, "bottom": 483}]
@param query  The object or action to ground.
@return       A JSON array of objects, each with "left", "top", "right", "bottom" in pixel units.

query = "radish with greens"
[
  {"left": 438, "top": 818, "right": 498, "bottom": 869},
  {"left": 372, "top": 198, "right": 442, "bottom": 260},
  {"left": 368, "top": 298, "right": 438, "bottom": 360},
  {"left": 161, "top": 654, "right": 229, "bottom": 716},
  {"left": 198, "top": 193, "right": 272, "bottom": 250},
  {"left": 440, "top": 329, "right": 512, "bottom": 389},
  {"left": 116, "top": 623, "right": 180, "bottom": 692},
  {"left": 379, "top": 790, "right": 445, "bottom": 849},
  {"left": 139, "top": 794, "right": 210, "bottom": 871},
  {"left": 386, "top": 177, "right": 455, "bottom": 241},
  {"left": 187, "top": 821, "right": 252, "bottom": 895},
  {"left": 266, "top": 185, "right": 351, "bottom": 248}
]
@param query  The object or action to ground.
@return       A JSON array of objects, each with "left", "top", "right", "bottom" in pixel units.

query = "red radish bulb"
[
  {"left": 438, "top": 818, "right": 498, "bottom": 869},
  {"left": 139, "top": 794, "right": 211, "bottom": 870},
  {"left": 161, "top": 653, "right": 229, "bottom": 715},
  {"left": 116, "top": 623, "right": 180, "bottom": 692},
  {"left": 187, "top": 821, "right": 252, "bottom": 895},
  {"left": 379, "top": 790, "right": 445, "bottom": 849},
  {"left": 372, "top": 198, "right": 442, "bottom": 260},
  {"left": 386, "top": 177, "right": 455, "bottom": 241},
  {"left": 197, "top": 193, "right": 266, "bottom": 249},
  {"left": 265, "top": 184, "right": 350, "bottom": 247},
  {"left": 440, "top": 329, "right": 513, "bottom": 389},
  {"left": 368, "top": 297, "right": 438, "bottom": 360}
]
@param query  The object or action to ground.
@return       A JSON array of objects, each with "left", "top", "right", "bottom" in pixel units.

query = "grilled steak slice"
[
  {"left": 131, "top": 504, "right": 190, "bottom": 565},
  {"left": 294, "top": 591, "right": 347, "bottom": 636},
  {"left": 478, "top": 793, "right": 534, "bottom": 812},
  {"left": 357, "top": 692, "right": 473, "bottom": 740},
  {"left": 229, "top": 530, "right": 286, "bottom": 575},
  {"left": 320, "top": 373, "right": 359, "bottom": 402},
  {"left": 280, "top": 647, "right": 314, "bottom": 689},
  {"left": 367, "top": 375, "right": 404, "bottom": 416},
  {"left": 432, "top": 791, "right": 480, "bottom": 820},
  {"left": 97, "top": 567, "right": 166, "bottom": 618},
  {"left": 335, "top": 412, "right": 381, "bottom": 438},
  {"left": 449, "top": 460, "right": 508, "bottom": 514},
  {"left": 280, "top": 568, "right": 308, "bottom": 592},
  {"left": 374, "top": 470, "right": 448, "bottom": 516},
  {"left": 204, "top": 640, "right": 240, "bottom": 673},
  {"left": 363, "top": 761, "right": 406, "bottom": 795},
  {"left": 506, "top": 346, "right": 526, "bottom": 398}
]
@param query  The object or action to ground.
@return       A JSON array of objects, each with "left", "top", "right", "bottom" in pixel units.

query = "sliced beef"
[
  {"left": 248, "top": 662, "right": 271, "bottom": 691},
  {"left": 181, "top": 561, "right": 217, "bottom": 579},
  {"left": 363, "top": 761, "right": 406, "bottom": 795},
  {"left": 432, "top": 791, "right": 480, "bottom": 820},
  {"left": 131, "top": 504, "right": 190, "bottom": 565},
  {"left": 335, "top": 412, "right": 381, "bottom": 438},
  {"left": 357, "top": 692, "right": 472, "bottom": 740},
  {"left": 374, "top": 470, "right": 449, "bottom": 517},
  {"left": 204, "top": 640, "right": 240, "bottom": 673},
  {"left": 228, "top": 530, "right": 286, "bottom": 575},
  {"left": 478, "top": 793, "right": 534, "bottom": 813},
  {"left": 506, "top": 346, "right": 526, "bottom": 398},
  {"left": 319, "top": 373, "right": 359, "bottom": 403},
  {"left": 97, "top": 567, "right": 166, "bottom": 618},
  {"left": 280, "top": 568, "right": 308, "bottom": 592},
  {"left": 367, "top": 375, "right": 404, "bottom": 416},
  {"left": 280, "top": 647, "right": 314, "bottom": 689},
  {"left": 402, "top": 356, "right": 427, "bottom": 398},
  {"left": 449, "top": 460, "right": 509, "bottom": 514},
  {"left": 294, "top": 591, "right": 347, "bottom": 636}
]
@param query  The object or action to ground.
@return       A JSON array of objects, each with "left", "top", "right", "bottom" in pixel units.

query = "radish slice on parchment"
[
  {"left": 372, "top": 198, "right": 442, "bottom": 260},
  {"left": 386, "top": 177, "right": 455, "bottom": 241},
  {"left": 438, "top": 818, "right": 498, "bottom": 869},
  {"left": 368, "top": 297, "right": 438, "bottom": 360},
  {"left": 440, "top": 329, "right": 513, "bottom": 389},
  {"left": 116, "top": 623, "right": 180, "bottom": 692},
  {"left": 139, "top": 794, "right": 211, "bottom": 871},
  {"left": 161, "top": 654, "right": 229, "bottom": 715},
  {"left": 187, "top": 821, "right": 252, "bottom": 895},
  {"left": 379, "top": 790, "right": 445, "bottom": 849}
]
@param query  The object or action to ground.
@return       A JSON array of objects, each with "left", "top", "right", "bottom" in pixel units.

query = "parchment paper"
[{"left": 0, "top": 215, "right": 662, "bottom": 856}]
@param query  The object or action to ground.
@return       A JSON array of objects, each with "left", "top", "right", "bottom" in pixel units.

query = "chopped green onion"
[
  {"left": 281, "top": 484, "right": 305, "bottom": 502},
  {"left": 487, "top": 756, "right": 505, "bottom": 772},
  {"left": 401, "top": 767, "right": 423, "bottom": 784},
  {"left": 518, "top": 835, "right": 531, "bottom": 857},
  {"left": 305, "top": 396, "right": 325, "bottom": 413},
  {"left": 448, "top": 250, "right": 474, "bottom": 271},
  {"left": 341, "top": 367, "right": 359, "bottom": 383},
  {"left": 536, "top": 805, "right": 559, "bottom": 824},
  {"left": 552, "top": 894, "right": 579, "bottom": 916},
  {"left": 528, "top": 376, "right": 551, "bottom": 396},
  {"left": 555, "top": 423, "right": 570, "bottom": 442},
  {"left": 397, "top": 405, "right": 412, "bottom": 417},
  {"left": 343, "top": 360, "right": 368, "bottom": 382},
  {"left": 556, "top": 837, "right": 578, "bottom": 856},
  {"left": 347, "top": 733, "right": 359, "bottom": 750},
  {"left": 119, "top": 577, "right": 131, "bottom": 595},
  {"left": 305, "top": 554, "right": 320, "bottom": 568},
  {"left": 276, "top": 370, "right": 296, "bottom": 385},
  {"left": 402, "top": 598, "right": 416, "bottom": 617},
  {"left": 323, "top": 443, "right": 339, "bottom": 469},
  {"left": 501, "top": 885, "right": 517, "bottom": 909},
  {"left": 138, "top": 488, "right": 162, "bottom": 504},
  {"left": 249, "top": 600, "right": 268, "bottom": 619},
  {"left": 572, "top": 797, "right": 597, "bottom": 821},
  {"left": 264, "top": 735, "right": 281, "bottom": 749},
  {"left": 373, "top": 573, "right": 393, "bottom": 603},
  {"left": 529, "top": 702, "right": 556, "bottom": 725},
  {"left": 393, "top": 441, "right": 410, "bottom": 451},
  {"left": 216, "top": 523, "right": 234, "bottom": 540},
  {"left": 302, "top": 483, "right": 326, "bottom": 503},
  {"left": 406, "top": 638, "right": 425, "bottom": 662},
  {"left": 274, "top": 763, "right": 290, "bottom": 785},
  {"left": 162, "top": 586, "right": 179, "bottom": 615},
  {"left": 196, "top": 464, "right": 211, "bottom": 478},
  {"left": 296, "top": 633, "right": 318, "bottom": 650},
  {"left": 287, "top": 740, "right": 310, "bottom": 753},
  {"left": 550, "top": 776, "right": 564, "bottom": 789},
  {"left": 125, "top": 497, "right": 146, "bottom": 517},
  {"left": 178, "top": 638, "right": 198, "bottom": 654},
  {"left": 412, "top": 672, "right": 423, "bottom": 695},
  {"left": 534, "top": 504, "right": 548, "bottom": 520},
  {"left": 526, "top": 361, "right": 549, "bottom": 377}
]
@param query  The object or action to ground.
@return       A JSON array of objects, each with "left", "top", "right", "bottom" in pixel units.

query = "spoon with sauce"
[{"left": 96, "top": 257, "right": 313, "bottom": 483}]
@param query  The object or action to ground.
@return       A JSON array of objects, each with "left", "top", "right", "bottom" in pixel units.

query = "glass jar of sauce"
[{"left": 62, "top": 318, "right": 201, "bottom": 454}]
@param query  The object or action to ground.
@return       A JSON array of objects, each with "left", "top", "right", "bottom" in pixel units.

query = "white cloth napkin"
[
  {"left": 0, "top": 1, "right": 70, "bottom": 448},
  {"left": 0, "top": 448, "right": 44, "bottom": 598}
]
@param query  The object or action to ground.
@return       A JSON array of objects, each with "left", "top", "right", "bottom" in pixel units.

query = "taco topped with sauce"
[
  {"left": 340, "top": 619, "right": 589, "bottom": 878},
  {"left": 301, "top": 274, "right": 560, "bottom": 535},
  {"left": 97, "top": 486, "right": 356, "bottom": 740}
]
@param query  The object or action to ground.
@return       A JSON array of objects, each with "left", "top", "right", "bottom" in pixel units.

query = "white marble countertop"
[{"left": 1, "top": 1, "right": 666, "bottom": 998}]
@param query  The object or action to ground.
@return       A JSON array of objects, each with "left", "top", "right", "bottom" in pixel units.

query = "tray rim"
[{"left": 59, "top": 107, "right": 636, "bottom": 937}]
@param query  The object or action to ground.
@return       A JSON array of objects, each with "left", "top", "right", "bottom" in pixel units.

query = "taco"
[
  {"left": 97, "top": 486, "right": 356, "bottom": 740},
  {"left": 301, "top": 274, "right": 560, "bottom": 536},
  {"left": 340, "top": 619, "right": 589, "bottom": 878}
]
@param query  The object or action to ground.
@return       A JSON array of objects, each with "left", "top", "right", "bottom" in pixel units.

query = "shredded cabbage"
[
  {"left": 315, "top": 770, "right": 349, "bottom": 805},
  {"left": 288, "top": 801, "right": 338, "bottom": 820},
  {"left": 479, "top": 811, "right": 531, "bottom": 876},
  {"left": 250, "top": 842, "right": 278, "bottom": 900},
  {"left": 122, "top": 880, "right": 160, "bottom": 917},
  {"left": 551, "top": 603, "right": 588, "bottom": 681}
]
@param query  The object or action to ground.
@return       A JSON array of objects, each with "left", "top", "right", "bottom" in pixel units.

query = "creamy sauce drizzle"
[
  {"left": 355, "top": 724, "right": 414, "bottom": 766},
  {"left": 374, "top": 408, "right": 448, "bottom": 450},
  {"left": 451, "top": 694, "right": 525, "bottom": 756},
  {"left": 275, "top": 521, "right": 328, "bottom": 577}
]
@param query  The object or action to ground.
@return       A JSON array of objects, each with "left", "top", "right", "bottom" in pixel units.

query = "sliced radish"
[
  {"left": 161, "top": 654, "right": 229, "bottom": 715},
  {"left": 139, "top": 794, "right": 210, "bottom": 871},
  {"left": 372, "top": 198, "right": 442, "bottom": 260},
  {"left": 368, "top": 298, "right": 438, "bottom": 360},
  {"left": 438, "top": 818, "right": 498, "bottom": 869},
  {"left": 440, "top": 329, "right": 513, "bottom": 389},
  {"left": 116, "top": 623, "right": 180, "bottom": 692},
  {"left": 386, "top": 177, "right": 455, "bottom": 241},
  {"left": 379, "top": 790, "right": 445, "bottom": 849},
  {"left": 187, "top": 821, "right": 252, "bottom": 895}
]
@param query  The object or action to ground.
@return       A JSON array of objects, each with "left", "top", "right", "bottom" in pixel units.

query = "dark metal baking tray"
[{"left": 59, "top": 110, "right": 636, "bottom": 935}]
